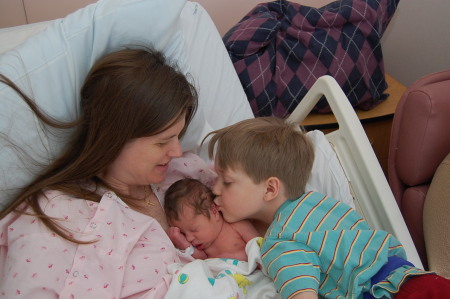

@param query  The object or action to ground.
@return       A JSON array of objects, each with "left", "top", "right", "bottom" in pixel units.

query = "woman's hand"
[{"left": 166, "top": 226, "right": 191, "bottom": 250}]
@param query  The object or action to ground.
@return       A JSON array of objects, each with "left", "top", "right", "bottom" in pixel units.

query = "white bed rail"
[{"left": 287, "top": 75, "right": 423, "bottom": 268}]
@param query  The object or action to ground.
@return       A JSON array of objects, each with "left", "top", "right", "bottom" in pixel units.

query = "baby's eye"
[{"left": 223, "top": 181, "right": 232, "bottom": 186}]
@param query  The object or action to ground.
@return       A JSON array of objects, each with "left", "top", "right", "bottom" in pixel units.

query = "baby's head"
[
  {"left": 164, "top": 178, "right": 215, "bottom": 223},
  {"left": 164, "top": 178, "right": 224, "bottom": 250},
  {"left": 208, "top": 116, "right": 315, "bottom": 199}
]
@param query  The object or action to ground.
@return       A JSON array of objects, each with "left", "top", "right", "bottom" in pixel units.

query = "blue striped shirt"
[{"left": 261, "top": 191, "right": 428, "bottom": 299}]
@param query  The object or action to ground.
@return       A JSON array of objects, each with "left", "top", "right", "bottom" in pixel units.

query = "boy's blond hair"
[{"left": 207, "top": 117, "right": 314, "bottom": 199}]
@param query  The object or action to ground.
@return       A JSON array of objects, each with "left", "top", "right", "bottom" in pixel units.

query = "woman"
[{"left": 0, "top": 48, "right": 198, "bottom": 298}]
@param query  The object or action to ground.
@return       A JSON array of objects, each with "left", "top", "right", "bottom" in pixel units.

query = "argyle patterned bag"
[{"left": 223, "top": 0, "right": 399, "bottom": 117}]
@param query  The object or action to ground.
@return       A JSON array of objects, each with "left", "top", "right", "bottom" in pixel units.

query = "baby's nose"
[{"left": 185, "top": 233, "right": 194, "bottom": 242}]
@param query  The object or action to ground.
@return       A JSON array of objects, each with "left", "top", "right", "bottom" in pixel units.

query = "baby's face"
[{"left": 170, "top": 205, "right": 221, "bottom": 251}]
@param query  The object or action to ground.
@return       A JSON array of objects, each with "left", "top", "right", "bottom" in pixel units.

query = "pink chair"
[{"left": 388, "top": 70, "right": 450, "bottom": 269}]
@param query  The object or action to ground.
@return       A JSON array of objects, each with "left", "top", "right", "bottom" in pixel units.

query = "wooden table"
[{"left": 301, "top": 74, "right": 407, "bottom": 177}]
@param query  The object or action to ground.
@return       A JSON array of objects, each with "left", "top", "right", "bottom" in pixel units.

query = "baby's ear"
[{"left": 210, "top": 202, "right": 220, "bottom": 217}]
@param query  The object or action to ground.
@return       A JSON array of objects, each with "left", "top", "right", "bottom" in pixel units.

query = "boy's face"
[
  {"left": 170, "top": 204, "right": 222, "bottom": 251},
  {"left": 212, "top": 163, "right": 267, "bottom": 223}
]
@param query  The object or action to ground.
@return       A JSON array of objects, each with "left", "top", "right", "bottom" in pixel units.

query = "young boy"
[
  {"left": 164, "top": 178, "right": 259, "bottom": 261},
  {"left": 207, "top": 116, "right": 450, "bottom": 299}
]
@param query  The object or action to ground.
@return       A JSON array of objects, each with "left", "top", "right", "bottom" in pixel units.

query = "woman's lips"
[{"left": 157, "top": 162, "right": 169, "bottom": 172}]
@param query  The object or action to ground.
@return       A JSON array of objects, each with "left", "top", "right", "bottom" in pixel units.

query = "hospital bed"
[{"left": 0, "top": 0, "right": 422, "bottom": 291}]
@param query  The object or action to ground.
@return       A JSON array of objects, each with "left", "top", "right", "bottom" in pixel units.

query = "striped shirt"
[{"left": 261, "top": 191, "right": 428, "bottom": 299}]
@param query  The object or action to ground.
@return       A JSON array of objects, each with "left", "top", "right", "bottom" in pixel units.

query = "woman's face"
[{"left": 103, "top": 115, "right": 186, "bottom": 189}]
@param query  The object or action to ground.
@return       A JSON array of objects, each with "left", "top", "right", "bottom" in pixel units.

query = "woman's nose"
[{"left": 168, "top": 139, "right": 183, "bottom": 158}]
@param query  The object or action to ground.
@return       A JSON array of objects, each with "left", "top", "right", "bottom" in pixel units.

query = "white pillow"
[
  {"left": 306, "top": 130, "right": 354, "bottom": 208},
  {"left": 0, "top": 21, "right": 51, "bottom": 54},
  {"left": 179, "top": 2, "right": 254, "bottom": 158},
  {"left": 0, "top": 0, "right": 189, "bottom": 207}
]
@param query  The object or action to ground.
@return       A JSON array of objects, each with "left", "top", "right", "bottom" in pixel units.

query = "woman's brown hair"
[{"left": 0, "top": 47, "right": 198, "bottom": 242}]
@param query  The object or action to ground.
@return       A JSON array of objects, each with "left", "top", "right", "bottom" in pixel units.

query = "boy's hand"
[{"left": 166, "top": 226, "right": 191, "bottom": 250}]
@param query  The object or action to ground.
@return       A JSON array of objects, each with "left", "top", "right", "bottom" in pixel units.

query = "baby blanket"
[{"left": 165, "top": 238, "right": 280, "bottom": 299}]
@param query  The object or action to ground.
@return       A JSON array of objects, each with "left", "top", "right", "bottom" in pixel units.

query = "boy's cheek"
[{"left": 221, "top": 211, "right": 234, "bottom": 223}]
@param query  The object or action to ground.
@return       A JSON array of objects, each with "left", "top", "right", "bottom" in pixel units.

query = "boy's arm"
[
  {"left": 231, "top": 219, "right": 260, "bottom": 242},
  {"left": 290, "top": 292, "right": 318, "bottom": 299},
  {"left": 262, "top": 239, "right": 321, "bottom": 299},
  {"left": 166, "top": 226, "right": 208, "bottom": 259}
]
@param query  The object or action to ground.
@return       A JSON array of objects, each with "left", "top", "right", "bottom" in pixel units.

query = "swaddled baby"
[{"left": 164, "top": 178, "right": 259, "bottom": 261}]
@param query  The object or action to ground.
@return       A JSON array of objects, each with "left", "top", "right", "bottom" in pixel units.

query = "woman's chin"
[{"left": 152, "top": 176, "right": 165, "bottom": 184}]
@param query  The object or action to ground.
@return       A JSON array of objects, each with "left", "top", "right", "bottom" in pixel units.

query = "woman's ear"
[{"left": 264, "top": 177, "right": 280, "bottom": 202}]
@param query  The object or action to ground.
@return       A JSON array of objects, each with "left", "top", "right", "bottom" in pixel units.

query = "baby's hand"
[{"left": 166, "top": 226, "right": 191, "bottom": 250}]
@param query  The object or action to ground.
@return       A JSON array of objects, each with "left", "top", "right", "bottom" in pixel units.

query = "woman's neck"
[{"left": 97, "top": 178, "right": 170, "bottom": 230}]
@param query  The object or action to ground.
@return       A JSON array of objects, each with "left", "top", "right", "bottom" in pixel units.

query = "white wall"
[
  {"left": 1, "top": 0, "right": 449, "bottom": 87},
  {"left": 0, "top": 0, "right": 96, "bottom": 28},
  {"left": 381, "top": 0, "right": 450, "bottom": 86}
]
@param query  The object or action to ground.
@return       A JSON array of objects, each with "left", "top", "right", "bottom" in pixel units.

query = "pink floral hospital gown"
[
  {"left": 0, "top": 152, "right": 217, "bottom": 298},
  {"left": 0, "top": 189, "right": 179, "bottom": 298}
]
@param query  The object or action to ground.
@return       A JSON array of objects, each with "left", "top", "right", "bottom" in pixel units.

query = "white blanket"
[{"left": 165, "top": 238, "right": 280, "bottom": 299}]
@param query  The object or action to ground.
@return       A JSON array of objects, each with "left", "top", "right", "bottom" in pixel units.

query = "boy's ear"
[{"left": 264, "top": 177, "right": 280, "bottom": 202}]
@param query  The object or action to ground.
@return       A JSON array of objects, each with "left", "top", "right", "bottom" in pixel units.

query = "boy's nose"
[
  {"left": 213, "top": 196, "right": 221, "bottom": 206},
  {"left": 212, "top": 182, "right": 221, "bottom": 196}
]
